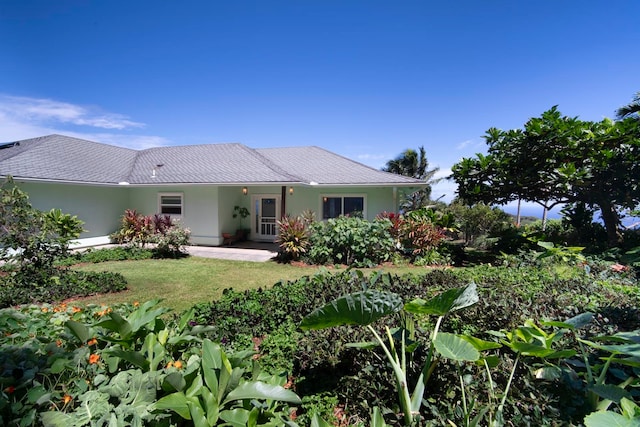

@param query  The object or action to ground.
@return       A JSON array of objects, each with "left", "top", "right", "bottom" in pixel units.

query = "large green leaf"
[
  {"left": 404, "top": 282, "right": 478, "bottom": 316},
  {"left": 589, "top": 384, "right": 633, "bottom": 405},
  {"left": 65, "top": 320, "right": 91, "bottom": 343},
  {"left": 40, "top": 411, "right": 73, "bottom": 427},
  {"left": 300, "top": 290, "right": 403, "bottom": 330},
  {"left": 371, "top": 406, "right": 389, "bottom": 427},
  {"left": 223, "top": 380, "right": 302, "bottom": 404},
  {"left": 584, "top": 411, "right": 640, "bottom": 427},
  {"left": 433, "top": 332, "right": 480, "bottom": 361},
  {"left": 152, "top": 392, "right": 191, "bottom": 419},
  {"left": 460, "top": 335, "right": 502, "bottom": 351},
  {"left": 311, "top": 413, "right": 334, "bottom": 427},
  {"left": 507, "top": 341, "right": 556, "bottom": 357},
  {"left": 107, "top": 349, "right": 149, "bottom": 370},
  {"left": 220, "top": 408, "right": 251, "bottom": 427},
  {"left": 96, "top": 311, "right": 132, "bottom": 339}
]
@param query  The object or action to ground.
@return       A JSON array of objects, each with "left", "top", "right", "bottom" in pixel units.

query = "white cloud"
[
  {"left": 456, "top": 139, "right": 485, "bottom": 151},
  {"left": 353, "top": 152, "right": 390, "bottom": 169},
  {"left": 0, "top": 95, "right": 144, "bottom": 130},
  {"left": 72, "top": 132, "right": 170, "bottom": 150},
  {"left": 0, "top": 94, "right": 169, "bottom": 150}
]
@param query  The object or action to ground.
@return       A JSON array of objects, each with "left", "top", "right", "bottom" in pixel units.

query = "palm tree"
[
  {"left": 383, "top": 146, "right": 441, "bottom": 211},
  {"left": 617, "top": 92, "right": 640, "bottom": 120}
]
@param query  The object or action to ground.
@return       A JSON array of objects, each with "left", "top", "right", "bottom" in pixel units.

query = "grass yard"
[{"left": 72, "top": 256, "right": 421, "bottom": 313}]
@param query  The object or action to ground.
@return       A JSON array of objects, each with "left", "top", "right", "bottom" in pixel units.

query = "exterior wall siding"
[
  {"left": 10, "top": 182, "right": 403, "bottom": 246},
  {"left": 16, "top": 181, "right": 129, "bottom": 238},
  {"left": 127, "top": 186, "right": 221, "bottom": 246}
]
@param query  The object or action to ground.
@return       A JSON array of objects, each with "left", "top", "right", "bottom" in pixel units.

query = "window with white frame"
[
  {"left": 321, "top": 195, "right": 365, "bottom": 219},
  {"left": 158, "top": 193, "right": 183, "bottom": 216}
]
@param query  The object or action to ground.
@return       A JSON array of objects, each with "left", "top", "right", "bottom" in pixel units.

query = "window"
[
  {"left": 322, "top": 195, "right": 365, "bottom": 219},
  {"left": 158, "top": 193, "right": 183, "bottom": 216}
]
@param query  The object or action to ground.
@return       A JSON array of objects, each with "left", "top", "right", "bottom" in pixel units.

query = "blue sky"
[{"left": 1, "top": 1, "right": 639, "bottom": 207}]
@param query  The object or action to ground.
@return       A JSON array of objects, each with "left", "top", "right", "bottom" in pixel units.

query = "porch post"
[{"left": 281, "top": 186, "right": 286, "bottom": 219}]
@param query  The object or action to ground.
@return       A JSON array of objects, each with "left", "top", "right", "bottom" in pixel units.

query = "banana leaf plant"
[{"left": 300, "top": 282, "right": 480, "bottom": 426}]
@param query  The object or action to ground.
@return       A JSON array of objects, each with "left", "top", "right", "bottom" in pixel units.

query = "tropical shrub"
[
  {"left": 110, "top": 210, "right": 191, "bottom": 256},
  {"left": 0, "top": 177, "right": 84, "bottom": 273},
  {"left": 0, "top": 178, "right": 125, "bottom": 308},
  {"left": 400, "top": 209, "right": 448, "bottom": 259},
  {"left": 307, "top": 215, "right": 395, "bottom": 266},
  {"left": 276, "top": 215, "right": 311, "bottom": 262},
  {"left": 445, "top": 202, "right": 513, "bottom": 248}
]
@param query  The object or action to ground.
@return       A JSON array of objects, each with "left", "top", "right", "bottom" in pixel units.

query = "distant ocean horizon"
[
  {"left": 501, "top": 204, "right": 562, "bottom": 220},
  {"left": 499, "top": 204, "right": 639, "bottom": 228}
]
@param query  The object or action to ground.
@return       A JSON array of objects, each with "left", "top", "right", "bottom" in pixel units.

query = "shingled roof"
[{"left": 0, "top": 134, "right": 423, "bottom": 187}]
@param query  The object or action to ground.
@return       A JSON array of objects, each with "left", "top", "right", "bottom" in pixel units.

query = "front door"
[{"left": 252, "top": 195, "right": 280, "bottom": 241}]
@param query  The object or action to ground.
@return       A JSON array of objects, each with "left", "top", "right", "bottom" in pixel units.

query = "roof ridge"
[
  {"left": 139, "top": 141, "right": 244, "bottom": 152},
  {"left": 240, "top": 145, "right": 303, "bottom": 183}
]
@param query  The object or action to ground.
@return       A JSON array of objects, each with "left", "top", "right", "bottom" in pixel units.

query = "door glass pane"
[{"left": 262, "top": 198, "right": 276, "bottom": 217}]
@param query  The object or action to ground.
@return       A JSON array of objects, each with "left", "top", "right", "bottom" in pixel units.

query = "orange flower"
[
  {"left": 133, "top": 301, "right": 140, "bottom": 307},
  {"left": 166, "top": 361, "right": 174, "bottom": 369},
  {"left": 87, "top": 338, "right": 98, "bottom": 346},
  {"left": 88, "top": 354, "right": 100, "bottom": 364},
  {"left": 72, "top": 306, "right": 82, "bottom": 313},
  {"left": 41, "top": 307, "right": 49, "bottom": 313},
  {"left": 63, "top": 394, "right": 72, "bottom": 405},
  {"left": 56, "top": 339, "right": 63, "bottom": 347},
  {"left": 173, "top": 360, "right": 183, "bottom": 369}
]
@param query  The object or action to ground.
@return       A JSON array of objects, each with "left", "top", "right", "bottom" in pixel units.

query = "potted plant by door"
[{"left": 233, "top": 205, "right": 250, "bottom": 240}]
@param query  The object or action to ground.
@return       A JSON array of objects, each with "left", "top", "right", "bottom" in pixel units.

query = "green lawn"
[{"left": 73, "top": 257, "right": 420, "bottom": 313}]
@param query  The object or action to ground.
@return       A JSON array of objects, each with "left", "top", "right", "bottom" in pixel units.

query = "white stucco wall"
[
  {"left": 127, "top": 186, "right": 221, "bottom": 245},
  {"left": 16, "top": 181, "right": 129, "bottom": 238}
]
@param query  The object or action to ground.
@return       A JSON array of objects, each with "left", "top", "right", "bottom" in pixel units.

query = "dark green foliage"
[
  {"left": 451, "top": 108, "right": 640, "bottom": 247},
  {"left": 57, "top": 246, "right": 154, "bottom": 266},
  {"left": 0, "top": 270, "right": 127, "bottom": 307},
  {"left": 0, "top": 178, "right": 122, "bottom": 309},
  {"left": 307, "top": 216, "right": 395, "bottom": 266},
  {"left": 193, "top": 266, "right": 640, "bottom": 424},
  {"left": 444, "top": 202, "right": 513, "bottom": 248}
]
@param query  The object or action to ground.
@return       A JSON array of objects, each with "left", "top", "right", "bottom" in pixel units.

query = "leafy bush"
[
  {"left": 0, "top": 270, "right": 127, "bottom": 307},
  {"left": 58, "top": 246, "right": 154, "bottom": 266},
  {"left": 110, "top": 210, "right": 191, "bottom": 257},
  {"left": 0, "top": 177, "right": 84, "bottom": 280},
  {"left": 153, "top": 223, "right": 191, "bottom": 257},
  {"left": 307, "top": 216, "right": 395, "bottom": 266},
  {"left": 445, "top": 202, "right": 513, "bottom": 248},
  {"left": 400, "top": 209, "right": 448, "bottom": 258}
]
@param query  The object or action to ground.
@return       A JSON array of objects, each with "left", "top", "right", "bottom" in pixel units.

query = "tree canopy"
[
  {"left": 383, "top": 146, "right": 440, "bottom": 211},
  {"left": 451, "top": 107, "right": 640, "bottom": 246},
  {"left": 617, "top": 91, "right": 640, "bottom": 120}
]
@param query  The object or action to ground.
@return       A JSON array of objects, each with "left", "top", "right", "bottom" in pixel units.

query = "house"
[{"left": 0, "top": 135, "right": 425, "bottom": 246}]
